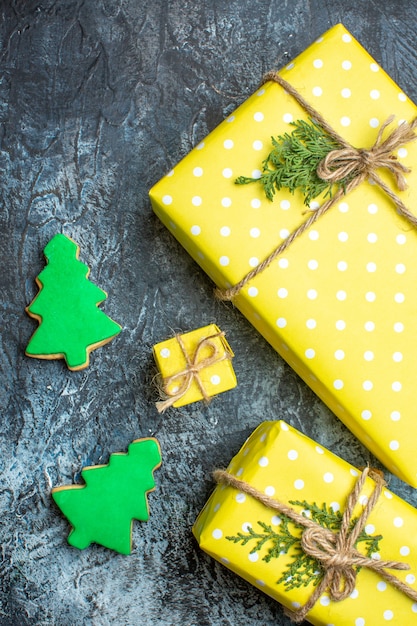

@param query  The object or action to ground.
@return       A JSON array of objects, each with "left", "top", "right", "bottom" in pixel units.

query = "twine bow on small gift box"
[
  {"left": 214, "top": 466, "right": 417, "bottom": 623},
  {"left": 154, "top": 328, "right": 236, "bottom": 412},
  {"left": 216, "top": 72, "right": 417, "bottom": 302}
]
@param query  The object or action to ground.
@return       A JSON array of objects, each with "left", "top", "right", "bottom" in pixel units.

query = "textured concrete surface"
[{"left": 2, "top": 1, "right": 417, "bottom": 624}]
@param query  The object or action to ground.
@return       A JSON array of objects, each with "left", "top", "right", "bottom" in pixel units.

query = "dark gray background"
[{"left": 2, "top": 1, "right": 417, "bottom": 624}]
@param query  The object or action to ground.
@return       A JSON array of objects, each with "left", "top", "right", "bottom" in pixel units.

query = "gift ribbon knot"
[
  {"left": 214, "top": 466, "right": 417, "bottom": 623},
  {"left": 216, "top": 73, "right": 417, "bottom": 301},
  {"left": 156, "top": 331, "right": 231, "bottom": 413},
  {"left": 317, "top": 114, "right": 413, "bottom": 191}
]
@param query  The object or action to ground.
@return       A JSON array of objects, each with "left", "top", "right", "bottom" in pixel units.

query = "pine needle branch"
[
  {"left": 235, "top": 118, "right": 349, "bottom": 206},
  {"left": 226, "top": 499, "right": 384, "bottom": 591}
]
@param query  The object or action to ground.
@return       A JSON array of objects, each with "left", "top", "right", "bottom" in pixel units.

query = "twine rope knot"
[
  {"left": 156, "top": 331, "right": 230, "bottom": 412},
  {"left": 317, "top": 114, "right": 415, "bottom": 191},
  {"left": 213, "top": 466, "right": 417, "bottom": 623},
  {"left": 216, "top": 73, "right": 417, "bottom": 302}
]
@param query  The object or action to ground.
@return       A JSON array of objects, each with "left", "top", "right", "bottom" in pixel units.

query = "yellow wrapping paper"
[
  {"left": 149, "top": 23, "right": 417, "bottom": 485},
  {"left": 193, "top": 421, "right": 417, "bottom": 625},
  {"left": 153, "top": 323, "right": 237, "bottom": 408}
]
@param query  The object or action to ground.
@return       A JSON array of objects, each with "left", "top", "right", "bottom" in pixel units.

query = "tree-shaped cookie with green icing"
[
  {"left": 52, "top": 438, "right": 162, "bottom": 554},
  {"left": 26, "top": 233, "right": 121, "bottom": 371}
]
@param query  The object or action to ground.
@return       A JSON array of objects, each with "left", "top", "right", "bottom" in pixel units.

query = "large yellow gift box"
[
  {"left": 153, "top": 324, "right": 237, "bottom": 410},
  {"left": 193, "top": 421, "right": 417, "bottom": 625},
  {"left": 149, "top": 23, "right": 417, "bottom": 485}
]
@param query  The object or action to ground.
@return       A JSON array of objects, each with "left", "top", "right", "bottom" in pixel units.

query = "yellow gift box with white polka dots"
[
  {"left": 153, "top": 324, "right": 237, "bottom": 407},
  {"left": 149, "top": 23, "right": 417, "bottom": 485},
  {"left": 193, "top": 420, "right": 417, "bottom": 625}
]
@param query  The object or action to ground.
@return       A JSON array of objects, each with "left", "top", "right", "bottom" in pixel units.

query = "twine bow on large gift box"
[{"left": 150, "top": 23, "right": 417, "bottom": 486}]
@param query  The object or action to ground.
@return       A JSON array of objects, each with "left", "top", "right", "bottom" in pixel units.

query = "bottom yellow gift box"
[{"left": 193, "top": 421, "right": 417, "bottom": 625}]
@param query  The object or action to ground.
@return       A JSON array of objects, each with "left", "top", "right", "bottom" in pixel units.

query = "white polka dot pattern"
[
  {"left": 192, "top": 420, "right": 417, "bottom": 625},
  {"left": 149, "top": 23, "right": 417, "bottom": 486}
]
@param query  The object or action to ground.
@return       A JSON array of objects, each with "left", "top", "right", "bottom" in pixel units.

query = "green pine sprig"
[
  {"left": 226, "top": 518, "right": 299, "bottom": 559},
  {"left": 235, "top": 118, "right": 349, "bottom": 206},
  {"left": 226, "top": 500, "right": 383, "bottom": 591}
]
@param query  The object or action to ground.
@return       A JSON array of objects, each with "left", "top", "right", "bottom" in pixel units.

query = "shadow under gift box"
[
  {"left": 149, "top": 22, "right": 417, "bottom": 486},
  {"left": 192, "top": 421, "right": 417, "bottom": 625}
]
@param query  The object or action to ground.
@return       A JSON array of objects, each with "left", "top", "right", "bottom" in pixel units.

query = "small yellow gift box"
[
  {"left": 193, "top": 421, "right": 417, "bottom": 625},
  {"left": 149, "top": 23, "right": 417, "bottom": 485},
  {"left": 153, "top": 324, "right": 237, "bottom": 411}
]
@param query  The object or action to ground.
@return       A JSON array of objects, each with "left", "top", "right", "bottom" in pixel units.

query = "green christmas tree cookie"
[
  {"left": 26, "top": 233, "right": 121, "bottom": 371},
  {"left": 52, "top": 438, "right": 162, "bottom": 554}
]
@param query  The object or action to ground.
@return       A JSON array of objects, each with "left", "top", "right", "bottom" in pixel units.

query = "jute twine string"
[
  {"left": 213, "top": 466, "right": 417, "bottom": 623},
  {"left": 156, "top": 331, "right": 231, "bottom": 413},
  {"left": 215, "top": 72, "right": 417, "bottom": 301}
]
